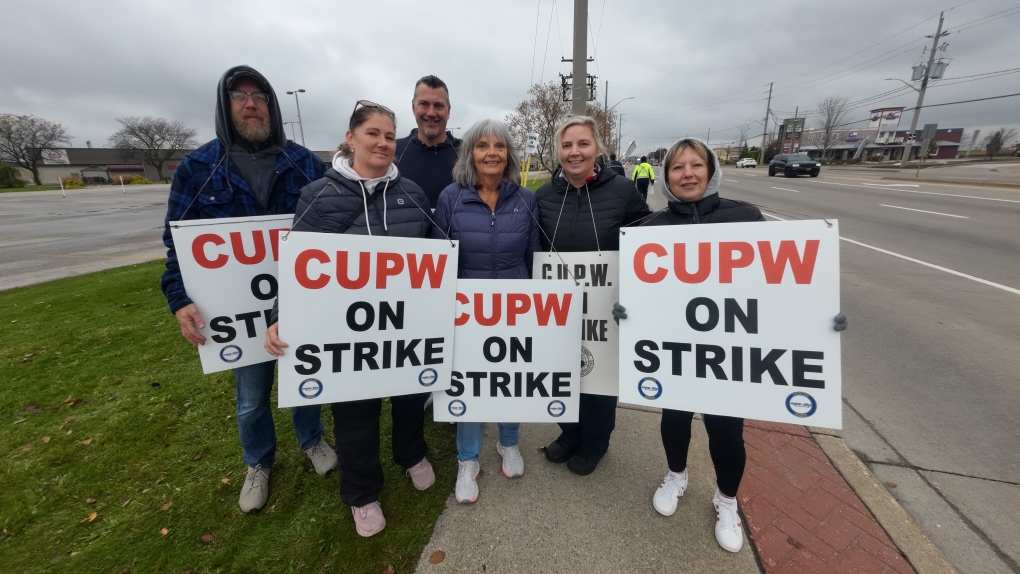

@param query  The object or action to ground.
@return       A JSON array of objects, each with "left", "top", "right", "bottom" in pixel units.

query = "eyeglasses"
[{"left": 228, "top": 90, "right": 270, "bottom": 105}]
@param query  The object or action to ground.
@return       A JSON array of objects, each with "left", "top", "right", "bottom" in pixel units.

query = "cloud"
[{"left": 2, "top": 0, "right": 1017, "bottom": 153}]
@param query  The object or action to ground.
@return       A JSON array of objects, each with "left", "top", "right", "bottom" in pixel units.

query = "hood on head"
[
  {"left": 215, "top": 65, "right": 286, "bottom": 149},
  {"left": 661, "top": 137, "right": 721, "bottom": 203}
]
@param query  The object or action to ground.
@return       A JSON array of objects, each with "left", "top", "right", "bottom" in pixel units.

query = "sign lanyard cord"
[
  {"left": 173, "top": 149, "right": 316, "bottom": 230},
  {"left": 527, "top": 187, "right": 582, "bottom": 287},
  {"left": 172, "top": 152, "right": 229, "bottom": 228},
  {"left": 548, "top": 182, "right": 601, "bottom": 253}
]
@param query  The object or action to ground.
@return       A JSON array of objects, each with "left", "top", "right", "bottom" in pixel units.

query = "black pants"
[
  {"left": 635, "top": 178, "right": 651, "bottom": 202},
  {"left": 661, "top": 409, "right": 745, "bottom": 497},
  {"left": 331, "top": 393, "right": 429, "bottom": 507},
  {"left": 556, "top": 392, "right": 617, "bottom": 456}
]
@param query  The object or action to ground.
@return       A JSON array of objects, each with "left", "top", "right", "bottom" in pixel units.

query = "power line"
[
  {"left": 528, "top": 0, "right": 542, "bottom": 87},
  {"left": 903, "top": 92, "right": 1020, "bottom": 111}
]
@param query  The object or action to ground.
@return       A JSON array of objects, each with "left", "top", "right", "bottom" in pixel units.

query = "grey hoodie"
[
  {"left": 661, "top": 137, "right": 722, "bottom": 204},
  {"left": 215, "top": 65, "right": 286, "bottom": 209}
]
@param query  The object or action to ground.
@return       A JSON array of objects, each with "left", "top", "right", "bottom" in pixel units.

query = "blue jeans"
[
  {"left": 457, "top": 422, "right": 520, "bottom": 462},
  {"left": 234, "top": 360, "right": 323, "bottom": 468}
]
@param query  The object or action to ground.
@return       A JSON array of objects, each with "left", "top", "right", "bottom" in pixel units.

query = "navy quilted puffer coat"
[{"left": 431, "top": 180, "right": 541, "bottom": 279}]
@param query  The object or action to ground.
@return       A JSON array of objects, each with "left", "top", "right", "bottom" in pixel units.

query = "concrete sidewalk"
[{"left": 413, "top": 406, "right": 953, "bottom": 573}]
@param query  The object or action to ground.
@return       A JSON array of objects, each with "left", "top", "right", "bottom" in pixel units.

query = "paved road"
[
  {"left": 0, "top": 185, "right": 169, "bottom": 291},
  {"left": 643, "top": 165, "right": 1020, "bottom": 574}
]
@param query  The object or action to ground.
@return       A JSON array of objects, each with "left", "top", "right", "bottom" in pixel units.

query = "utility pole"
[
  {"left": 761, "top": 82, "right": 773, "bottom": 162},
  {"left": 900, "top": 12, "right": 947, "bottom": 167},
  {"left": 571, "top": 0, "right": 588, "bottom": 115}
]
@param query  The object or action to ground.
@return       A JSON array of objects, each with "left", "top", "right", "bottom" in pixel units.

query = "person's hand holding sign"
[
  {"left": 264, "top": 323, "right": 288, "bottom": 357},
  {"left": 833, "top": 312, "right": 848, "bottom": 332},
  {"left": 175, "top": 303, "right": 207, "bottom": 346},
  {"left": 612, "top": 302, "right": 627, "bottom": 324}
]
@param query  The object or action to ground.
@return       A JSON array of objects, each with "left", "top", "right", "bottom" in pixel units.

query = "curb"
[{"left": 809, "top": 429, "right": 958, "bottom": 574}]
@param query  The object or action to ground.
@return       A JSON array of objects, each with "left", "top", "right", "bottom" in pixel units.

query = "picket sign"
[
  {"left": 276, "top": 232, "right": 459, "bottom": 407},
  {"left": 432, "top": 279, "right": 583, "bottom": 423},
  {"left": 170, "top": 214, "right": 292, "bottom": 373},
  {"left": 533, "top": 251, "right": 620, "bottom": 396},
  {"left": 618, "top": 220, "right": 843, "bottom": 428}
]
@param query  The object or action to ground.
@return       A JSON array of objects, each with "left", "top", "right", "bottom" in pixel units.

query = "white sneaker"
[
  {"left": 713, "top": 489, "right": 744, "bottom": 552},
  {"left": 652, "top": 469, "right": 688, "bottom": 516},
  {"left": 496, "top": 441, "right": 525, "bottom": 478},
  {"left": 455, "top": 460, "right": 479, "bottom": 504},
  {"left": 303, "top": 440, "right": 338, "bottom": 476}
]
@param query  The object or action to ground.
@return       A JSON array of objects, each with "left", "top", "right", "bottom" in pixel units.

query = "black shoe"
[
  {"left": 567, "top": 451, "right": 604, "bottom": 476},
  {"left": 544, "top": 440, "right": 578, "bottom": 464}
]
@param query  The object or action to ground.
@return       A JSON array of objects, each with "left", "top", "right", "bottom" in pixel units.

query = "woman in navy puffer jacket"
[{"left": 431, "top": 119, "right": 541, "bottom": 504}]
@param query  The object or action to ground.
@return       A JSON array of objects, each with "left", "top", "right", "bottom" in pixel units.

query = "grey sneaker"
[
  {"left": 303, "top": 440, "right": 338, "bottom": 475},
  {"left": 239, "top": 464, "right": 270, "bottom": 513}
]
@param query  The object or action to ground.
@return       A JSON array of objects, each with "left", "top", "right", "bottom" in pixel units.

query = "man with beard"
[
  {"left": 160, "top": 65, "right": 333, "bottom": 514},
  {"left": 395, "top": 75, "right": 462, "bottom": 207}
]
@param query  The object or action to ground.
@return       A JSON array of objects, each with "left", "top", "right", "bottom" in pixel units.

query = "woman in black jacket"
[
  {"left": 629, "top": 137, "right": 759, "bottom": 553},
  {"left": 535, "top": 115, "right": 650, "bottom": 476},
  {"left": 265, "top": 101, "right": 435, "bottom": 539}
]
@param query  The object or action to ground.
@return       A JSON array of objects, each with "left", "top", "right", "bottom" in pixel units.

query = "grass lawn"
[
  {"left": 523, "top": 177, "right": 549, "bottom": 192},
  {"left": 0, "top": 260, "right": 457, "bottom": 573},
  {"left": 1, "top": 185, "right": 64, "bottom": 193}
]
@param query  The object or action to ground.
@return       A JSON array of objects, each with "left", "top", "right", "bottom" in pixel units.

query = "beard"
[{"left": 233, "top": 110, "right": 272, "bottom": 145}]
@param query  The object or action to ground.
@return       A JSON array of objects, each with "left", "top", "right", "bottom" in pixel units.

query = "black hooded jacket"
[
  {"left": 535, "top": 165, "right": 650, "bottom": 252},
  {"left": 216, "top": 65, "right": 287, "bottom": 209}
]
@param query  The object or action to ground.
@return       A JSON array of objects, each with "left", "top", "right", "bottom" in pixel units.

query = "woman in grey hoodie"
[{"left": 265, "top": 101, "right": 435, "bottom": 538}]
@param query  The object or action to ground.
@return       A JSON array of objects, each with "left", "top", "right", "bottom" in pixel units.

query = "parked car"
[
  {"left": 768, "top": 153, "right": 820, "bottom": 177},
  {"left": 735, "top": 158, "right": 757, "bottom": 168}
]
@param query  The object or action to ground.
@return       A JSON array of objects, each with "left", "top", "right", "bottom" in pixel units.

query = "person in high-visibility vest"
[{"left": 631, "top": 156, "right": 655, "bottom": 202}]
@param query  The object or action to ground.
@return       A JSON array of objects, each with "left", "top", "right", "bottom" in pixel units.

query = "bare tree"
[
  {"left": 109, "top": 116, "right": 198, "bottom": 180},
  {"left": 506, "top": 82, "right": 619, "bottom": 173},
  {"left": 0, "top": 114, "right": 71, "bottom": 185},
  {"left": 980, "top": 128, "right": 1017, "bottom": 160},
  {"left": 506, "top": 83, "right": 569, "bottom": 173},
  {"left": 812, "top": 95, "right": 851, "bottom": 160}
]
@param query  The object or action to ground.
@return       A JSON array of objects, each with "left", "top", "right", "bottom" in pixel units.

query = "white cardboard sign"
[
  {"left": 170, "top": 214, "right": 292, "bottom": 373},
  {"left": 432, "top": 279, "right": 583, "bottom": 422},
  {"left": 276, "top": 232, "right": 460, "bottom": 407},
  {"left": 533, "top": 251, "right": 620, "bottom": 396},
  {"left": 618, "top": 220, "right": 842, "bottom": 428}
]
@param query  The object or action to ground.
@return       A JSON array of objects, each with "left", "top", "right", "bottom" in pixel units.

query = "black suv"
[{"left": 769, "top": 153, "right": 820, "bottom": 178}]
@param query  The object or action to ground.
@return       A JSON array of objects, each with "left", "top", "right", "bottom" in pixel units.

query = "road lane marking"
[
  {"left": 880, "top": 204, "right": 969, "bottom": 218},
  {"left": 762, "top": 212, "right": 1020, "bottom": 296},
  {"left": 862, "top": 183, "right": 919, "bottom": 187},
  {"left": 771, "top": 187, "right": 800, "bottom": 193},
  {"left": 725, "top": 179, "right": 740, "bottom": 183},
  {"left": 815, "top": 181, "right": 1020, "bottom": 203}
]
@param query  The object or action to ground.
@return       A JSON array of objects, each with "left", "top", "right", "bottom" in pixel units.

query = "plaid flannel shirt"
[{"left": 160, "top": 139, "right": 325, "bottom": 313}]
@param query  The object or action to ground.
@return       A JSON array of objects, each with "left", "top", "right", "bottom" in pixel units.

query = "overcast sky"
[{"left": 2, "top": 0, "right": 1017, "bottom": 156}]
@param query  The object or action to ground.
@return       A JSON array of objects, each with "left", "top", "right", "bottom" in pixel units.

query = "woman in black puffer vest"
[{"left": 535, "top": 115, "right": 650, "bottom": 476}]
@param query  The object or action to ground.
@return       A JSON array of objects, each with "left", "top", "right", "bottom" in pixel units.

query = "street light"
[
  {"left": 286, "top": 89, "right": 306, "bottom": 147},
  {"left": 607, "top": 97, "right": 635, "bottom": 158},
  {"left": 283, "top": 122, "right": 299, "bottom": 141}
]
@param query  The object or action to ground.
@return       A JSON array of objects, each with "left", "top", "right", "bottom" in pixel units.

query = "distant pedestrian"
[
  {"left": 160, "top": 65, "right": 335, "bottom": 515},
  {"left": 395, "top": 75, "right": 462, "bottom": 207},
  {"left": 431, "top": 119, "right": 541, "bottom": 504},
  {"left": 607, "top": 153, "right": 625, "bottom": 177},
  {"left": 631, "top": 155, "right": 655, "bottom": 201},
  {"left": 535, "top": 115, "right": 649, "bottom": 476}
]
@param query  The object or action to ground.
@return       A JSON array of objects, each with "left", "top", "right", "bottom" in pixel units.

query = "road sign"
[{"left": 920, "top": 123, "right": 938, "bottom": 141}]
